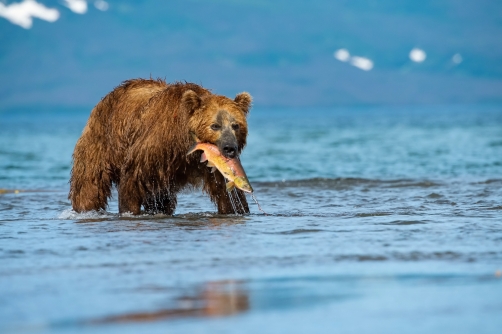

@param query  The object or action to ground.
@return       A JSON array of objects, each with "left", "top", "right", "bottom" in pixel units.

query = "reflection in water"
[
  {"left": 67, "top": 211, "right": 249, "bottom": 229},
  {"left": 93, "top": 280, "right": 248, "bottom": 324},
  {"left": 206, "top": 216, "right": 248, "bottom": 228}
]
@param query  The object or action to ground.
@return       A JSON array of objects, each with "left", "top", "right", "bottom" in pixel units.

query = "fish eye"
[
  {"left": 232, "top": 123, "right": 240, "bottom": 131},
  {"left": 211, "top": 124, "right": 221, "bottom": 131}
]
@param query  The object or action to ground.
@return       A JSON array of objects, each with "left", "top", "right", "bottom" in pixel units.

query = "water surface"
[{"left": 1, "top": 105, "right": 501, "bottom": 333}]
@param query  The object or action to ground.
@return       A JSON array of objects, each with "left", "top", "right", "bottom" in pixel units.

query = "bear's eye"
[
  {"left": 210, "top": 124, "right": 221, "bottom": 131},
  {"left": 232, "top": 123, "right": 240, "bottom": 131}
]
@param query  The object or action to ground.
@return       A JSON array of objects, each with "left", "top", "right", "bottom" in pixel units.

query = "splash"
[
  {"left": 225, "top": 186, "right": 266, "bottom": 215},
  {"left": 231, "top": 188, "right": 246, "bottom": 213},
  {"left": 251, "top": 193, "right": 268, "bottom": 215},
  {"left": 227, "top": 189, "right": 239, "bottom": 213},
  {"left": 58, "top": 208, "right": 113, "bottom": 220}
]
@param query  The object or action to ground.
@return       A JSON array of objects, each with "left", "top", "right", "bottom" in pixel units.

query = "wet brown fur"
[{"left": 69, "top": 78, "right": 252, "bottom": 215}]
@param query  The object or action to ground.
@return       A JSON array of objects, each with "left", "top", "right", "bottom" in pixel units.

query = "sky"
[{"left": 1, "top": 0, "right": 502, "bottom": 109}]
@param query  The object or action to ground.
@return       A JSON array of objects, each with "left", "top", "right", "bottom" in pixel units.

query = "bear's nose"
[{"left": 222, "top": 145, "right": 237, "bottom": 158}]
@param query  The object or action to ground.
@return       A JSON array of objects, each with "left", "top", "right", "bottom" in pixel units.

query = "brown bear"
[{"left": 69, "top": 78, "right": 252, "bottom": 215}]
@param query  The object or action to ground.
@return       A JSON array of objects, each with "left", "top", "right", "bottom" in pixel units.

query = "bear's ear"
[
  {"left": 234, "top": 92, "right": 252, "bottom": 115},
  {"left": 182, "top": 90, "right": 202, "bottom": 114}
]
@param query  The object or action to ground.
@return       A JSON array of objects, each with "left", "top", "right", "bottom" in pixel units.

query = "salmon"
[{"left": 187, "top": 140, "right": 253, "bottom": 193}]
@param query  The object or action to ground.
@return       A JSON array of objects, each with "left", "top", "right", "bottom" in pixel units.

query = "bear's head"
[{"left": 183, "top": 90, "right": 252, "bottom": 158}]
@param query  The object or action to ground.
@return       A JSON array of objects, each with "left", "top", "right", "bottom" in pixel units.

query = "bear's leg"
[
  {"left": 159, "top": 191, "right": 178, "bottom": 215},
  {"left": 143, "top": 191, "right": 177, "bottom": 215},
  {"left": 231, "top": 188, "right": 250, "bottom": 213},
  {"left": 143, "top": 196, "right": 157, "bottom": 214},
  {"left": 118, "top": 174, "right": 143, "bottom": 215},
  {"left": 69, "top": 133, "right": 112, "bottom": 213},
  {"left": 205, "top": 172, "right": 250, "bottom": 214}
]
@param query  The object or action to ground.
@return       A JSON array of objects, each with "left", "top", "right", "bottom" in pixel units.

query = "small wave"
[
  {"left": 387, "top": 180, "right": 439, "bottom": 188},
  {"left": 330, "top": 251, "right": 496, "bottom": 262},
  {"left": 391, "top": 251, "right": 465, "bottom": 261},
  {"left": 475, "top": 179, "right": 502, "bottom": 185},
  {"left": 272, "top": 211, "right": 337, "bottom": 218},
  {"left": 57, "top": 209, "right": 250, "bottom": 221},
  {"left": 267, "top": 228, "right": 326, "bottom": 235},
  {"left": 255, "top": 178, "right": 442, "bottom": 190},
  {"left": 0, "top": 188, "right": 64, "bottom": 194},
  {"left": 354, "top": 212, "right": 391, "bottom": 217},
  {"left": 381, "top": 220, "right": 429, "bottom": 225},
  {"left": 176, "top": 211, "right": 236, "bottom": 219}
]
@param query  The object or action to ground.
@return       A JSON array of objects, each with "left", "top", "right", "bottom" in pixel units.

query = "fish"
[{"left": 187, "top": 138, "right": 254, "bottom": 193}]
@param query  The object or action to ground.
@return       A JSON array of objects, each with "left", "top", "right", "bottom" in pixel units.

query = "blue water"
[{"left": 1, "top": 105, "right": 502, "bottom": 333}]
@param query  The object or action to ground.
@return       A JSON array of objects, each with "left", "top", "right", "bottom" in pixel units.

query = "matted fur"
[{"left": 69, "top": 78, "right": 252, "bottom": 215}]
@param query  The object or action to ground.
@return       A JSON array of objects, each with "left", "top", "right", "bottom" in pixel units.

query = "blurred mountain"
[{"left": 1, "top": 0, "right": 502, "bottom": 109}]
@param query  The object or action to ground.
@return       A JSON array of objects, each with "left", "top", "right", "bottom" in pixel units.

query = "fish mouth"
[
  {"left": 240, "top": 187, "right": 253, "bottom": 193},
  {"left": 238, "top": 183, "right": 253, "bottom": 193}
]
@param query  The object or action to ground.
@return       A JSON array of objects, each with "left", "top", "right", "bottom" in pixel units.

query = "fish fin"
[
  {"left": 187, "top": 143, "right": 198, "bottom": 156},
  {"left": 187, "top": 132, "right": 202, "bottom": 156},
  {"left": 211, "top": 167, "right": 216, "bottom": 173},
  {"left": 200, "top": 152, "right": 207, "bottom": 162},
  {"left": 226, "top": 181, "right": 235, "bottom": 191},
  {"left": 206, "top": 161, "right": 215, "bottom": 167}
]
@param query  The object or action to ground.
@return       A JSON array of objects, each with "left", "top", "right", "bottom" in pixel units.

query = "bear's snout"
[
  {"left": 218, "top": 127, "right": 239, "bottom": 159},
  {"left": 222, "top": 144, "right": 237, "bottom": 158}
]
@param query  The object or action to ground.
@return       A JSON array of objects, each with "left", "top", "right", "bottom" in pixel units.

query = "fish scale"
[{"left": 187, "top": 141, "right": 253, "bottom": 193}]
